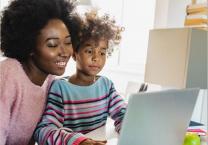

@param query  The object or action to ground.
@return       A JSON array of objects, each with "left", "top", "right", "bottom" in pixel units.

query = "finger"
[
  {"left": 94, "top": 142, "right": 106, "bottom": 145},
  {"left": 80, "top": 138, "right": 95, "bottom": 145},
  {"left": 94, "top": 140, "right": 107, "bottom": 143},
  {"left": 94, "top": 140, "right": 107, "bottom": 145}
]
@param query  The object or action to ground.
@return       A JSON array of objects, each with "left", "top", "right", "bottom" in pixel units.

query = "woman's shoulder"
[
  {"left": 0, "top": 58, "right": 24, "bottom": 76},
  {"left": 1, "top": 58, "right": 21, "bottom": 67}
]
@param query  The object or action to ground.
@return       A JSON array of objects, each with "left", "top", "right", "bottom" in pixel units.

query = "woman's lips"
[{"left": 55, "top": 61, "right": 67, "bottom": 68}]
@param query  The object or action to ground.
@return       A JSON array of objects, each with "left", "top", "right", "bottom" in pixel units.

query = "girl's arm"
[
  {"left": 107, "top": 82, "right": 127, "bottom": 133},
  {"left": 33, "top": 80, "right": 87, "bottom": 145}
]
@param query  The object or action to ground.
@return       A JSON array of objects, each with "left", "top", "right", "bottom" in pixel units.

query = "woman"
[{"left": 0, "top": 0, "right": 77, "bottom": 144}]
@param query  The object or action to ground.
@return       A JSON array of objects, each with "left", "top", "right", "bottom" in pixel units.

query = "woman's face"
[{"left": 32, "top": 19, "right": 73, "bottom": 76}]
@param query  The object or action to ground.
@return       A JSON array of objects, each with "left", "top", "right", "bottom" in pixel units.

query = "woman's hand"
[{"left": 80, "top": 138, "right": 107, "bottom": 145}]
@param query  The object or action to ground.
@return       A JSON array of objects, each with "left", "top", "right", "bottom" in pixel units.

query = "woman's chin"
[{"left": 53, "top": 69, "right": 66, "bottom": 76}]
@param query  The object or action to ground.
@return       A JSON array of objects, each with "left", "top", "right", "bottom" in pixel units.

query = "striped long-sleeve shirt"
[{"left": 34, "top": 76, "right": 127, "bottom": 145}]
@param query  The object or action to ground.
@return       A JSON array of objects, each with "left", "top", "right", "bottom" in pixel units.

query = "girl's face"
[
  {"left": 74, "top": 39, "right": 108, "bottom": 77},
  {"left": 32, "top": 19, "right": 73, "bottom": 76}
]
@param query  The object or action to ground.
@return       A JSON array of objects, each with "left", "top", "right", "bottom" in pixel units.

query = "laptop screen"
[{"left": 118, "top": 88, "right": 199, "bottom": 145}]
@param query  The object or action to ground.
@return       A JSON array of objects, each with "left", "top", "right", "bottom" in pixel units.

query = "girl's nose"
[{"left": 92, "top": 51, "right": 99, "bottom": 61}]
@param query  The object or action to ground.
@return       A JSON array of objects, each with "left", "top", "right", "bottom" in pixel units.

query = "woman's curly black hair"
[
  {"left": 0, "top": 0, "right": 78, "bottom": 62},
  {"left": 71, "top": 10, "right": 123, "bottom": 56}
]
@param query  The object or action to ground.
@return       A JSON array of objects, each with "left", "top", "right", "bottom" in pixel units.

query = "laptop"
[{"left": 117, "top": 88, "right": 199, "bottom": 145}]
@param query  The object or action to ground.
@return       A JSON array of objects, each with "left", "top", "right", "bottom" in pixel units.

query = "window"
[{"left": 82, "top": 0, "right": 156, "bottom": 76}]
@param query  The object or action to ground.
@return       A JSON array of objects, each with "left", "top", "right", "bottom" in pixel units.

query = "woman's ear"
[
  {"left": 29, "top": 52, "right": 34, "bottom": 56},
  {"left": 29, "top": 49, "right": 36, "bottom": 56}
]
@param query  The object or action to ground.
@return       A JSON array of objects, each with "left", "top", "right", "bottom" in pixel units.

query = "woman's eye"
[
  {"left": 47, "top": 43, "right": 58, "bottom": 48},
  {"left": 65, "top": 42, "right": 72, "bottom": 45},
  {"left": 65, "top": 38, "right": 72, "bottom": 45},
  {"left": 47, "top": 40, "right": 58, "bottom": 48}
]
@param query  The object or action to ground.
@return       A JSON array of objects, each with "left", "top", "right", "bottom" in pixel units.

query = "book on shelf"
[
  {"left": 187, "top": 7, "right": 208, "bottom": 14},
  {"left": 187, "top": 125, "right": 207, "bottom": 136},
  {"left": 184, "top": 2, "right": 208, "bottom": 30},
  {"left": 186, "top": 13, "right": 208, "bottom": 19},
  {"left": 184, "top": 23, "right": 208, "bottom": 31},
  {"left": 184, "top": 26, "right": 208, "bottom": 31},
  {"left": 184, "top": 18, "right": 208, "bottom": 25},
  {"left": 187, "top": 2, "right": 207, "bottom": 9},
  {"left": 184, "top": 21, "right": 208, "bottom": 30},
  {"left": 184, "top": 23, "right": 207, "bottom": 27},
  {"left": 186, "top": 2, "right": 208, "bottom": 14},
  {"left": 187, "top": 10, "right": 208, "bottom": 15}
]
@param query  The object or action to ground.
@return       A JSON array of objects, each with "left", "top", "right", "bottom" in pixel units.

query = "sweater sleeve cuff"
[{"left": 72, "top": 133, "right": 88, "bottom": 145}]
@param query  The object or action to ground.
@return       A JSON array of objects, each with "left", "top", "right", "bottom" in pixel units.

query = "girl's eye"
[
  {"left": 100, "top": 49, "right": 107, "bottom": 56},
  {"left": 87, "top": 50, "right": 92, "bottom": 53},
  {"left": 101, "top": 52, "right": 106, "bottom": 56},
  {"left": 85, "top": 48, "right": 93, "bottom": 54}
]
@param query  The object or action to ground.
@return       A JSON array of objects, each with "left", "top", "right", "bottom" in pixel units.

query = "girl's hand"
[{"left": 80, "top": 138, "right": 107, "bottom": 145}]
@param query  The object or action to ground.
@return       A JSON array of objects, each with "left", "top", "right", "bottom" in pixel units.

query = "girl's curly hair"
[
  {"left": 72, "top": 10, "right": 123, "bottom": 56},
  {"left": 0, "top": 0, "right": 77, "bottom": 62}
]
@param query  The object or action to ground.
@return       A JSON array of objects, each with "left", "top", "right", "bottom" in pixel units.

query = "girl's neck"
[
  {"left": 69, "top": 72, "right": 97, "bottom": 86},
  {"left": 22, "top": 60, "right": 48, "bottom": 86}
]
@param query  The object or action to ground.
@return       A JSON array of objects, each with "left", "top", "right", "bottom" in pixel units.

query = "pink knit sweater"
[{"left": 0, "top": 58, "right": 54, "bottom": 145}]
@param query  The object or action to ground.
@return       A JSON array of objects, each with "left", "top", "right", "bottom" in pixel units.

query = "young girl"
[{"left": 34, "top": 11, "right": 126, "bottom": 145}]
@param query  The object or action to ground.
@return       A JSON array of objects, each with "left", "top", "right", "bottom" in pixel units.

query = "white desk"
[
  {"left": 85, "top": 119, "right": 118, "bottom": 145},
  {"left": 86, "top": 127, "right": 207, "bottom": 145},
  {"left": 85, "top": 119, "right": 207, "bottom": 145}
]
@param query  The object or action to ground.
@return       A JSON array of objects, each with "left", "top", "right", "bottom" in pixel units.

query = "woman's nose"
[{"left": 59, "top": 44, "right": 72, "bottom": 56}]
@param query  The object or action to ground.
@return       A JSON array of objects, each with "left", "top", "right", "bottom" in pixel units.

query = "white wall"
[{"left": 0, "top": 0, "right": 9, "bottom": 10}]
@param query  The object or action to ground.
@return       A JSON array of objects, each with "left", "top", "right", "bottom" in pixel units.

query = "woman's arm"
[{"left": 0, "top": 101, "right": 9, "bottom": 145}]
